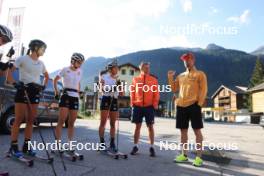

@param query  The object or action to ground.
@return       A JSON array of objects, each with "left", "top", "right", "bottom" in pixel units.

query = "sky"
[{"left": 0, "top": 0, "right": 263, "bottom": 72}]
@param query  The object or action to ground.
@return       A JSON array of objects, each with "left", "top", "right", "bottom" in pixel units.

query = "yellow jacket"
[{"left": 168, "top": 67, "right": 207, "bottom": 107}]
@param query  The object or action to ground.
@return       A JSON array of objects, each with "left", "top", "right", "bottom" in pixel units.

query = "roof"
[
  {"left": 247, "top": 82, "right": 264, "bottom": 92},
  {"left": 211, "top": 85, "right": 247, "bottom": 99},
  {"left": 100, "top": 62, "right": 139, "bottom": 75}
]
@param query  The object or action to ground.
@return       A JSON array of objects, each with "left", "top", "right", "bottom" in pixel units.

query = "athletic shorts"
[
  {"left": 59, "top": 94, "right": 79, "bottom": 110},
  {"left": 100, "top": 96, "right": 118, "bottom": 112},
  {"left": 131, "top": 106, "right": 155, "bottom": 125},
  {"left": 14, "top": 84, "right": 40, "bottom": 104},
  {"left": 176, "top": 102, "right": 203, "bottom": 129}
]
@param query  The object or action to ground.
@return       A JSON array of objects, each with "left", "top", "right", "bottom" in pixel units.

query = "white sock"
[
  {"left": 134, "top": 144, "right": 138, "bottom": 148},
  {"left": 150, "top": 144, "right": 154, "bottom": 148}
]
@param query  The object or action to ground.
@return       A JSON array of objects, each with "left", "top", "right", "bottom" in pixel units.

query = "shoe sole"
[
  {"left": 192, "top": 163, "right": 203, "bottom": 167},
  {"left": 173, "top": 160, "right": 189, "bottom": 163},
  {"left": 130, "top": 152, "right": 138, "bottom": 155}
]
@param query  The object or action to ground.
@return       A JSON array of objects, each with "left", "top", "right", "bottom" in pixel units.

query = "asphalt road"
[{"left": 0, "top": 118, "right": 263, "bottom": 176}]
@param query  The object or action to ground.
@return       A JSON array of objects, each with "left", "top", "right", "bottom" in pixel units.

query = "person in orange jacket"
[
  {"left": 168, "top": 52, "right": 207, "bottom": 167},
  {"left": 130, "top": 62, "right": 160, "bottom": 157}
]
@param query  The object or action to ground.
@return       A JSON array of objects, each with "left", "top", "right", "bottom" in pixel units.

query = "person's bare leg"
[
  {"left": 134, "top": 123, "right": 142, "bottom": 145},
  {"left": 11, "top": 103, "right": 26, "bottom": 141},
  {"left": 24, "top": 104, "right": 38, "bottom": 140},
  {"left": 68, "top": 110, "right": 78, "bottom": 141},
  {"left": 180, "top": 129, "right": 188, "bottom": 156},
  {"left": 109, "top": 111, "right": 118, "bottom": 138},
  {"left": 55, "top": 108, "right": 69, "bottom": 140},
  {"left": 193, "top": 129, "right": 203, "bottom": 157},
  {"left": 99, "top": 110, "right": 109, "bottom": 141},
  {"left": 147, "top": 124, "right": 154, "bottom": 145}
]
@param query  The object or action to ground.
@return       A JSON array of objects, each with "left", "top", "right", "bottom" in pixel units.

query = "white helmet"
[
  {"left": 0, "top": 25, "right": 13, "bottom": 43},
  {"left": 71, "top": 52, "right": 85, "bottom": 63}
]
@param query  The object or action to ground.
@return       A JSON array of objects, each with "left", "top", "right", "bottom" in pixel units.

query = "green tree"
[
  {"left": 249, "top": 57, "right": 264, "bottom": 88},
  {"left": 246, "top": 57, "right": 264, "bottom": 111}
]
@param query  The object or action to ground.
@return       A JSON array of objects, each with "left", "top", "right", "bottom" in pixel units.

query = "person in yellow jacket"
[{"left": 168, "top": 52, "right": 207, "bottom": 167}]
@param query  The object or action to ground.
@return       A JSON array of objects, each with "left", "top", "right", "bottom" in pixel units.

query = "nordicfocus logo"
[
  {"left": 28, "top": 141, "right": 106, "bottom": 151},
  {"left": 159, "top": 140, "right": 238, "bottom": 151},
  {"left": 94, "top": 82, "right": 172, "bottom": 93}
]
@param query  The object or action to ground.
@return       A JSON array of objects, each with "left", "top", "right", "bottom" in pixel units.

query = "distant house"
[
  {"left": 100, "top": 63, "right": 140, "bottom": 97},
  {"left": 211, "top": 85, "right": 247, "bottom": 122},
  {"left": 248, "top": 82, "right": 264, "bottom": 113},
  {"left": 96, "top": 62, "right": 165, "bottom": 116}
]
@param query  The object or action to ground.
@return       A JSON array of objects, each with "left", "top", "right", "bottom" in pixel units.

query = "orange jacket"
[{"left": 130, "top": 73, "right": 160, "bottom": 108}]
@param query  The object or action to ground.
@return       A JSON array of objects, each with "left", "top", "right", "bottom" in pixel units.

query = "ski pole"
[
  {"left": 116, "top": 104, "right": 119, "bottom": 152},
  {"left": 41, "top": 91, "right": 67, "bottom": 171},
  {"left": 23, "top": 87, "right": 57, "bottom": 176}
]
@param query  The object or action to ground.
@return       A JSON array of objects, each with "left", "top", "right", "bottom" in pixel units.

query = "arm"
[
  {"left": 153, "top": 79, "right": 160, "bottom": 109},
  {"left": 130, "top": 78, "right": 136, "bottom": 107},
  {"left": 41, "top": 62, "right": 49, "bottom": 88},
  {"left": 6, "top": 65, "right": 17, "bottom": 85},
  {"left": 53, "top": 75, "right": 61, "bottom": 96},
  {"left": 7, "top": 57, "right": 22, "bottom": 85},
  {"left": 78, "top": 82, "right": 81, "bottom": 92},
  {"left": 198, "top": 72, "right": 208, "bottom": 107},
  {"left": 43, "top": 71, "right": 49, "bottom": 87},
  {"left": 168, "top": 71, "right": 179, "bottom": 93}
]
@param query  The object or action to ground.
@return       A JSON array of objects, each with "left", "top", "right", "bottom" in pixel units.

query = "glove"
[
  {"left": 40, "top": 85, "right": 46, "bottom": 91},
  {"left": 54, "top": 94, "right": 60, "bottom": 100},
  {"left": 79, "top": 91, "right": 84, "bottom": 99},
  {"left": 13, "top": 82, "right": 24, "bottom": 90},
  {"left": 6, "top": 46, "right": 15, "bottom": 58}
]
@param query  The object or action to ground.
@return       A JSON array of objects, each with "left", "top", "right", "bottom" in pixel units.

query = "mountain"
[
  {"left": 206, "top": 43, "right": 225, "bottom": 50},
  {"left": 51, "top": 45, "right": 264, "bottom": 101},
  {"left": 251, "top": 46, "right": 264, "bottom": 55}
]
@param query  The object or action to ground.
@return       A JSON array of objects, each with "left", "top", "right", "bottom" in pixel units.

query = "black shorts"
[
  {"left": 100, "top": 96, "right": 118, "bottom": 111},
  {"left": 59, "top": 94, "right": 79, "bottom": 110},
  {"left": 176, "top": 102, "right": 203, "bottom": 129},
  {"left": 132, "top": 106, "right": 155, "bottom": 125},
  {"left": 14, "top": 85, "right": 40, "bottom": 104}
]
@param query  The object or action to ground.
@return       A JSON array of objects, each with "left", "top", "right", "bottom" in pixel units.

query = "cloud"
[
  {"left": 227, "top": 9, "right": 250, "bottom": 24},
  {"left": 2, "top": 0, "right": 172, "bottom": 72},
  {"left": 180, "top": 0, "right": 192, "bottom": 13}
]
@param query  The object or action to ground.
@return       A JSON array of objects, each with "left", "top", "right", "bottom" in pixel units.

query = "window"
[
  {"left": 121, "top": 69, "right": 126, "bottom": 75},
  {"left": 130, "top": 69, "right": 134, "bottom": 76}
]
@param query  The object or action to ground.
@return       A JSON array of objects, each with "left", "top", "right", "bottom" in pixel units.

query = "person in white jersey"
[
  {"left": 53, "top": 53, "right": 85, "bottom": 152},
  {"left": 98, "top": 60, "right": 124, "bottom": 152},
  {"left": 0, "top": 24, "right": 13, "bottom": 176},
  {"left": 7, "top": 39, "right": 49, "bottom": 158}
]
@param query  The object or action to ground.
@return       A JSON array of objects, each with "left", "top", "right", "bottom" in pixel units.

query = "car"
[
  {"left": 260, "top": 115, "right": 264, "bottom": 128},
  {"left": 119, "top": 107, "right": 131, "bottom": 120},
  {"left": 0, "top": 68, "right": 62, "bottom": 134}
]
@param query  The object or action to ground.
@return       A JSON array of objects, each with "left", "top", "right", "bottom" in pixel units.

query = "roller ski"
[
  {"left": 60, "top": 149, "right": 83, "bottom": 161},
  {"left": 70, "top": 151, "right": 84, "bottom": 160},
  {"left": 51, "top": 150, "right": 77, "bottom": 162},
  {"left": 99, "top": 143, "right": 128, "bottom": 160},
  {"left": 22, "top": 141, "right": 54, "bottom": 164},
  {"left": 0, "top": 172, "right": 9, "bottom": 176},
  {"left": 23, "top": 152, "right": 54, "bottom": 164},
  {"left": 6, "top": 148, "right": 34, "bottom": 167}
]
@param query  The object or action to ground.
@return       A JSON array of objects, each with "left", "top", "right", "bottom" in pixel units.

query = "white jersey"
[
  {"left": 58, "top": 67, "right": 82, "bottom": 97},
  {"left": 14, "top": 55, "right": 47, "bottom": 84},
  {"left": 100, "top": 73, "right": 119, "bottom": 98}
]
